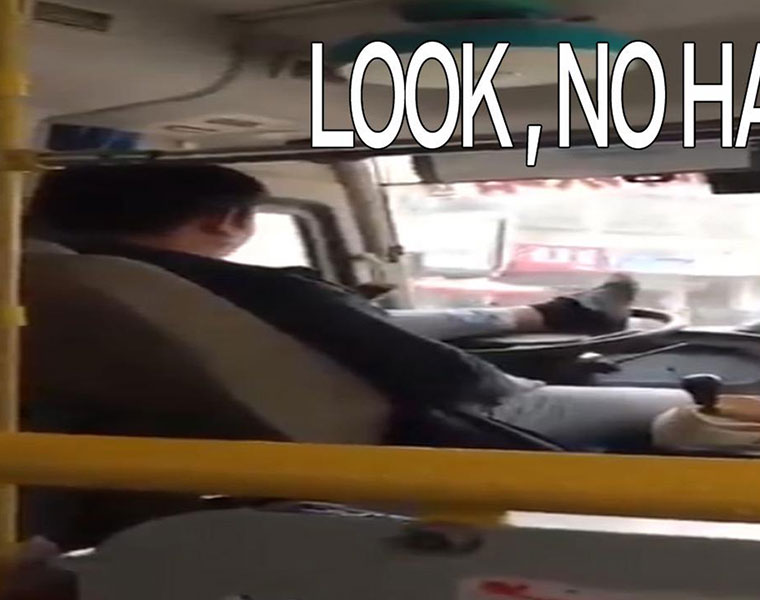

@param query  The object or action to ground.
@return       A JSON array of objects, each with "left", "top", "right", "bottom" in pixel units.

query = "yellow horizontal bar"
[{"left": 0, "top": 433, "right": 759, "bottom": 523}]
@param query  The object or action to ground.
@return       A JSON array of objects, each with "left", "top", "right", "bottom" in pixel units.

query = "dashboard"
[
  {"left": 598, "top": 343, "right": 760, "bottom": 392},
  {"left": 458, "top": 329, "right": 760, "bottom": 395}
]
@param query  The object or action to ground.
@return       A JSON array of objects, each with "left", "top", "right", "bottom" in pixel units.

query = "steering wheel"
[{"left": 459, "top": 307, "right": 686, "bottom": 359}]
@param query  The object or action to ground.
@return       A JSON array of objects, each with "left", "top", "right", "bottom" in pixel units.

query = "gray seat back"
[{"left": 22, "top": 240, "right": 391, "bottom": 444}]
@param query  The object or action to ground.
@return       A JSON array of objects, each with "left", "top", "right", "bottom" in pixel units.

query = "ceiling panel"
[
  {"left": 129, "top": 0, "right": 382, "bottom": 16},
  {"left": 136, "top": 0, "right": 760, "bottom": 34},
  {"left": 565, "top": 0, "right": 760, "bottom": 33},
  {"left": 37, "top": 0, "right": 760, "bottom": 149}
]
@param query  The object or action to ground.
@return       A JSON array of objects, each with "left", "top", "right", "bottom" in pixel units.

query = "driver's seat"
[
  {"left": 21, "top": 239, "right": 559, "bottom": 548},
  {"left": 21, "top": 239, "right": 395, "bottom": 548},
  {"left": 22, "top": 239, "right": 392, "bottom": 445}
]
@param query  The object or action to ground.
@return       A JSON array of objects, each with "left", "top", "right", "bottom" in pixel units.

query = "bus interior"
[{"left": 9, "top": 0, "right": 760, "bottom": 598}]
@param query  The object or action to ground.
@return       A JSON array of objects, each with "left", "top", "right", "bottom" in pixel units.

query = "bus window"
[{"left": 226, "top": 212, "right": 310, "bottom": 268}]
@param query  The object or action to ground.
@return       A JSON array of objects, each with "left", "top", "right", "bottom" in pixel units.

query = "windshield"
[{"left": 379, "top": 159, "right": 760, "bottom": 327}]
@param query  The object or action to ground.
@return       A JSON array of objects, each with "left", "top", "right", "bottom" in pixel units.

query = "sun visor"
[{"left": 413, "top": 141, "right": 750, "bottom": 183}]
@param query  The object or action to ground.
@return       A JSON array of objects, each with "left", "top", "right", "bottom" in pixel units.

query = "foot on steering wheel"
[{"left": 533, "top": 273, "right": 640, "bottom": 335}]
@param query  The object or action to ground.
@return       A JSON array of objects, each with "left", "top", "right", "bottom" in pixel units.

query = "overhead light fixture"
[
  {"left": 148, "top": 114, "right": 296, "bottom": 137},
  {"left": 329, "top": 21, "right": 631, "bottom": 89}
]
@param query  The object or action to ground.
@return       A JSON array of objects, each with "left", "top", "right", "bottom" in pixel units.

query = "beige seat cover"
[
  {"left": 21, "top": 240, "right": 390, "bottom": 444},
  {"left": 653, "top": 396, "right": 760, "bottom": 452}
]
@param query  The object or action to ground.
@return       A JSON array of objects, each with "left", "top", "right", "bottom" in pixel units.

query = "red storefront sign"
[{"left": 506, "top": 244, "right": 610, "bottom": 273}]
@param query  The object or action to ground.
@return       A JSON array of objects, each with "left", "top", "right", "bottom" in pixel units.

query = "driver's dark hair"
[{"left": 27, "top": 164, "right": 267, "bottom": 236}]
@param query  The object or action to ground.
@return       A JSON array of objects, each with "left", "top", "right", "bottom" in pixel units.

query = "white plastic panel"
[
  {"left": 28, "top": 0, "right": 230, "bottom": 121},
  {"left": 71, "top": 509, "right": 760, "bottom": 600}
]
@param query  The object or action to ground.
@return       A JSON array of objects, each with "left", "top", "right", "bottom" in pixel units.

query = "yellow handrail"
[
  {"left": 0, "top": 0, "right": 27, "bottom": 546},
  {"left": 1, "top": 432, "right": 760, "bottom": 524}
]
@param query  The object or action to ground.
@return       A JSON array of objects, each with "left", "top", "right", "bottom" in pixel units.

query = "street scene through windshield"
[{"left": 379, "top": 159, "right": 760, "bottom": 327}]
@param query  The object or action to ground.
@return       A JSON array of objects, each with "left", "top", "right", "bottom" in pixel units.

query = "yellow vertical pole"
[{"left": 0, "top": 0, "right": 27, "bottom": 546}]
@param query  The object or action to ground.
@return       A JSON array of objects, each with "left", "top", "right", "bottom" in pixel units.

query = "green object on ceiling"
[
  {"left": 398, "top": 0, "right": 558, "bottom": 22},
  {"left": 330, "top": 21, "right": 629, "bottom": 67}
]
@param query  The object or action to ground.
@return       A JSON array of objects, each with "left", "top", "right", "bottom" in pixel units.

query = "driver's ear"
[
  {"left": 198, "top": 208, "right": 251, "bottom": 238},
  {"left": 229, "top": 206, "right": 256, "bottom": 233}
]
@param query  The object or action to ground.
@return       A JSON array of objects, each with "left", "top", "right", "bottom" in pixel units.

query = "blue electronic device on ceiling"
[{"left": 46, "top": 123, "right": 141, "bottom": 152}]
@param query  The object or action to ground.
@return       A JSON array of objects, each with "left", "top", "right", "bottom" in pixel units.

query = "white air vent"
[
  {"left": 33, "top": 1, "right": 113, "bottom": 32},
  {"left": 203, "top": 117, "right": 264, "bottom": 128},
  {"left": 147, "top": 114, "right": 296, "bottom": 137}
]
